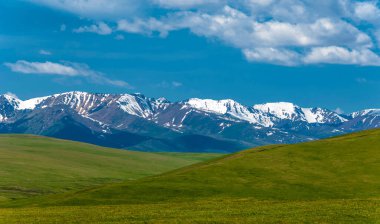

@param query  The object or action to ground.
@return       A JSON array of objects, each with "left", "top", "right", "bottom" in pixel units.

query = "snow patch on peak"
[
  {"left": 254, "top": 102, "right": 299, "bottom": 119},
  {"left": 185, "top": 98, "right": 239, "bottom": 114},
  {"left": 3, "top": 93, "right": 19, "bottom": 102},
  {"left": 2, "top": 93, "right": 21, "bottom": 108},
  {"left": 253, "top": 103, "right": 346, "bottom": 124},
  {"left": 301, "top": 108, "right": 322, "bottom": 123},
  {"left": 302, "top": 108, "right": 347, "bottom": 123},
  {"left": 2, "top": 93, "right": 48, "bottom": 110},
  {"left": 18, "top": 96, "right": 49, "bottom": 110},
  {"left": 117, "top": 94, "right": 153, "bottom": 118},
  {"left": 157, "top": 97, "right": 169, "bottom": 104},
  {"left": 57, "top": 91, "right": 90, "bottom": 96},
  {"left": 351, "top": 109, "right": 380, "bottom": 118},
  {"left": 185, "top": 98, "right": 274, "bottom": 127}
]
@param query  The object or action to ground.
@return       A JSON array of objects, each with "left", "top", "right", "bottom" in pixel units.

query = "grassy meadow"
[
  {"left": 0, "top": 130, "right": 379, "bottom": 223},
  {"left": 1, "top": 199, "right": 378, "bottom": 224},
  {"left": 0, "top": 135, "right": 220, "bottom": 202}
]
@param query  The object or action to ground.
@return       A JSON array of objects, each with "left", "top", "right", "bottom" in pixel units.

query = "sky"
[{"left": 1, "top": 0, "right": 380, "bottom": 113}]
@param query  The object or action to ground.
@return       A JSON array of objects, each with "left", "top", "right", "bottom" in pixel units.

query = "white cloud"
[
  {"left": 303, "top": 46, "right": 380, "bottom": 66},
  {"left": 30, "top": 0, "right": 380, "bottom": 66},
  {"left": 39, "top": 49, "right": 52, "bottom": 55},
  {"left": 5, "top": 60, "right": 79, "bottom": 76},
  {"left": 152, "top": 0, "right": 224, "bottom": 9},
  {"left": 117, "top": 18, "right": 175, "bottom": 37},
  {"left": 243, "top": 48, "right": 301, "bottom": 66},
  {"left": 246, "top": 0, "right": 274, "bottom": 7},
  {"left": 74, "top": 22, "right": 112, "bottom": 35},
  {"left": 354, "top": 1, "right": 380, "bottom": 22},
  {"left": 30, "top": 0, "right": 145, "bottom": 20},
  {"left": 4, "top": 60, "right": 131, "bottom": 87},
  {"left": 115, "top": 6, "right": 372, "bottom": 54}
]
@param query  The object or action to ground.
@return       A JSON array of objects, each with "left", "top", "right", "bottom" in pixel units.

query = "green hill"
[
  {"left": 1, "top": 130, "right": 379, "bottom": 223},
  {"left": 0, "top": 135, "right": 220, "bottom": 202},
  {"left": 34, "top": 128, "right": 380, "bottom": 206}
]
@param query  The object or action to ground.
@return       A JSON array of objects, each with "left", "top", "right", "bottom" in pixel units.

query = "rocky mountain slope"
[{"left": 0, "top": 91, "right": 378, "bottom": 152}]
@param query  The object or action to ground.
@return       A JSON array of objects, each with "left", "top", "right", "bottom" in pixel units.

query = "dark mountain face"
[
  {"left": 0, "top": 91, "right": 378, "bottom": 152},
  {"left": 0, "top": 95, "right": 19, "bottom": 122}
]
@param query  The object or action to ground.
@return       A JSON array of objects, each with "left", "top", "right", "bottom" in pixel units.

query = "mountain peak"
[
  {"left": 253, "top": 102, "right": 347, "bottom": 124},
  {"left": 351, "top": 109, "right": 380, "bottom": 118},
  {"left": 1, "top": 93, "right": 49, "bottom": 110},
  {"left": 3, "top": 93, "right": 19, "bottom": 101},
  {"left": 18, "top": 96, "right": 50, "bottom": 110},
  {"left": 185, "top": 98, "right": 242, "bottom": 114},
  {"left": 253, "top": 102, "right": 298, "bottom": 110},
  {"left": 0, "top": 91, "right": 379, "bottom": 152},
  {"left": 0, "top": 92, "right": 355, "bottom": 126},
  {"left": 253, "top": 102, "right": 301, "bottom": 119}
]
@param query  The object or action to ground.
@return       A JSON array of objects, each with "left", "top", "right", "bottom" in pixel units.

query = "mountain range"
[{"left": 0, "top": 91, "right": 379, "bottom": 152}]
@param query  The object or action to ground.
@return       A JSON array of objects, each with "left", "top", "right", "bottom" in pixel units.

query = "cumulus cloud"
[
  {"left": 4, "top": 60, "right": 131, "bottom": 87},
  {"left": 117, "top": 18, "right": 172, "bottom": 37},
  {"left": 354, "top": 1, "right": 380, "bottom": 22},
  {"left": 303, "top": 46, "right": 380, "bottom": 66},
  {"left": 243, "top": 48, "right": 301, "bottom": 66},
  {"left": 74, "top": 22, "right": 112, "bottom": 35},
  {"left": 30, "top": 0, "right": 380, "bottom": 66}
]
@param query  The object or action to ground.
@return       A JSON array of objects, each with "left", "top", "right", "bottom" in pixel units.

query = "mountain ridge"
[{"left": 0, "top": 91, "right": 379, "bottom": 152}]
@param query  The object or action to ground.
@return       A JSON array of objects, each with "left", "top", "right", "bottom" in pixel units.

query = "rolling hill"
[
  {"left": 0, "top": 135, "right": 220, "bottom": 202},
  {"left": 1, "top": 129, "right": 378, "bottom": 223},
  {"left": 31, "top": 128, "right": 380, "bottom": 206}
]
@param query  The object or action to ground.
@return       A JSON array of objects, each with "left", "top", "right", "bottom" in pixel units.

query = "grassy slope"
[
  {"left": 31, "top": 128, "right": 380, "bottom": 206},
  {"left": 0, "top": 135, "right": 220, "bottom": 201},
  {"left": 1, "top": 130, "right": 379, "bottom": 223}
]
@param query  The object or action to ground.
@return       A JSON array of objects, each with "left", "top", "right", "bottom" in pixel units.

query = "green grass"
[
  {"left": 0, "top": 134, "right": 220, "bottom": 202},
  {"left": 1, "top": 129, "right": 379, "bottom": 223},
  {"left": 22, "top": 128, "right": 379, "bottom": 207},
  {"left": 1, "top": 199, "right": 379, "bottom": 224}
]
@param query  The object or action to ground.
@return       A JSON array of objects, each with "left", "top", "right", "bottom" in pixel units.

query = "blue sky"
[{"left": 1, "top": 0, "right": 380, "bottom": 113}]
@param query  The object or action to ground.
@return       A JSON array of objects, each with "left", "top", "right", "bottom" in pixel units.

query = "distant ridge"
[{"left": 0, "top": 91, "right": 379, "bottom": 152}]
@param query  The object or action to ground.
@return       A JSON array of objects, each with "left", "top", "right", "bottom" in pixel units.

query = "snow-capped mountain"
[
  {"left": 342, "top": 109, "right": 380, "bottom": 130},
  {"left": 253, "top": 102, "right": 347, "bottom": 125},
  {"left": 0, "top": 91, "right": 378, "bottom": 152},
  {"left": 351, "top": 109, "right": 380, "bottom": 118},
  {"left": 183, "top": 99, "right": 346, "bottom": 127},
  {"left": 184, "top": 98, "right": 273, "bottom": 126}
]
